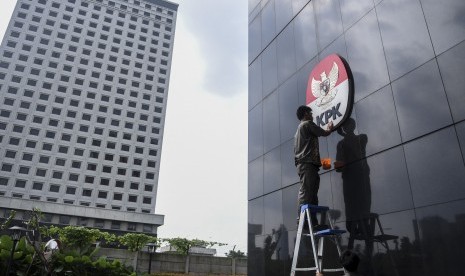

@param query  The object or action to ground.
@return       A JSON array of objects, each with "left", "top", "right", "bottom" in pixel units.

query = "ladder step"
[
  {"left": 314, "top": 229, "right": 346, "bottom": 236},
  {"left": 293, "top": 267, "right": 317, "bottom": 271},
  {"left": 322, "top": 268, "right": 346, "bottom": 272},
  {"left": 300, "top": 204, "right": 330, "bottom": 213},
  {"left": 293, "top": 267, "right": 345, "bottom": 272}
]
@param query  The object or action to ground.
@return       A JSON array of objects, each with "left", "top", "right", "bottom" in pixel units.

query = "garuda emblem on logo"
[{"left": 311, "top": 62, "right": 339, "bottom": 107}]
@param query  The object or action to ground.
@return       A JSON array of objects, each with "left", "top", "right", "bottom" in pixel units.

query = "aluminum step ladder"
[{"left": 291, "top": 204, "right": 346, "bottom": 276}]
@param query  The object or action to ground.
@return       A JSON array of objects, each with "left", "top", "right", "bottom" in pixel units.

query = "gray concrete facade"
[{"left": 0, "top": 0, "right": 178, "bottom": 234}]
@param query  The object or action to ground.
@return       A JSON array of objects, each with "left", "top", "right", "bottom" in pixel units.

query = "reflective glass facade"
[{"left": 248, "top": 0, "right": 465, "bottom": 275}]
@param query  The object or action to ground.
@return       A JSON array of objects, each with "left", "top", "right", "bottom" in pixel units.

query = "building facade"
[
  {"left": 0, "top": 0, "right": 178, "bottom": 235},
  {"left": 248, "top": 0, "right": 465, "bottom": 275}
]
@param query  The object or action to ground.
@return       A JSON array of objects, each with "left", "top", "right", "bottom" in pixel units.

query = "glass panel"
[
  {"left": 331, "top": 157, "right": 370, "bottom": 222},
  {"left": 278, "top": 74, "right": 299, "bottom": 143},
  {"left": 263, "top": 90, "right": 280, "bottom": 152},
  {"left": 327, "top": 113, "right": 360, "bottom": 165},
  {"left": 293, "top": 2, "right": 317, "bottom": 70},
  {"left": 292, "top": 0, "right": 309, "bottom": 16},
  {"left": 392, "top": 59, "right": 452, "bottom": 141},
  {"left": 296, "top": 57, "right": 318, "bottom": 104},
  {"left": 261, "top": 42, "right": 278, "bottom": 97},
  {"left": 261, "top": 0, "right": 276, "bottom": 47},
  {"left": 248, "top": 15, "right": 262, "bottom": 63},
  {"left": 248, "top": 235, "right": 265, "bottom": 276},
  {"left": 377, "top": 0, "right": 435, "bottom": 80},
  {"left": 249, "top": 57, "right": 262, "bottom": 110},
  {"left": 248, "top": 197, "right": 264, "bottom": 236},
  {"left": 264, "top": 190, "right": 283, "bottom": 235},
  {"left": 248, "top": 0, "right": 260, "bottom": 14},
  {"left": 264, "top": 232, "right": 287, "bottom": 276},
  {"left": 367, "top": 146, "right": 413, "bottom": 214},
  {"left": 354, "top": 85, "right": 401, "bottom": 155},
  {"left": 276, "top": 23, "right": 296, "bottom": 84},
  {"left": 274, "top": 0, "right": 293, "bottom": 33},
  {"left": 421, "top": 0, "right": 465, "bottom": 55},
  {"left": 248, "top": 156, "right": 263, "bottom": 199},
  {"left": 263, "top": 146, "right": 281, "bottom": 194},
  {"left": 345, "top": 9, "right": 390, "bottom": 101},
  {"left": 437, "top": 41, "right": 465, "bottom": 122},
  {"left": 456, "top": 121, "right": 465, "bottom": 159},
  {"left": 416, "top": 200, "right": 465, "bottom": 275},
  {"left": 404, "top": 126, "right": 465, "bottom": 207},
  {"left": 319, "top": 34, "right": 348, "bottom": 62},
  {"left": 282, "top": 184, "right": 299, "bottom": 231},
  {"left": 318, "top": 172, "right": 332, "bottom": 209},
  {"left": 248, "top": 103, "right": 263, "bottom": 161},
  {"left": 314, "top": 0, "right": 343, "bottom": 50},
  {"left": 339, "top": 0, "right": 374, "bottom": 31},
  {"left": 280, "top": 139, "right": 299, "bottom": 188}
]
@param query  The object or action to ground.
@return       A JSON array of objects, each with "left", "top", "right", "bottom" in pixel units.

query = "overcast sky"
[{"left": 0, "top": 0, "right": 248, "bottom": 255}]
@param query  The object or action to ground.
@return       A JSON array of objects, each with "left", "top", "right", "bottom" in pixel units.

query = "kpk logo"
[{"left": 306, "top": 54, "right": 353, "bottom": 129}]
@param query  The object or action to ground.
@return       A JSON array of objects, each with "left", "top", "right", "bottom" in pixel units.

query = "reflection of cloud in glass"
[
  {"left": 392, "top": 60, "right": 452, "bottom": 142},
  {"left": 377, "top": 0, "right": 435, "bottom": 80},
  {"left": 345, "top": 10, "right": 389, "bottom": 101},
  {"left": 421, "top": 0, "right": 465, "bottom": 54},
  {"left": 339, "top": 0, "right": 374, "bottom": 30},
  {"left": 315, "top": 0, "right": 343, "bottom": 49}
]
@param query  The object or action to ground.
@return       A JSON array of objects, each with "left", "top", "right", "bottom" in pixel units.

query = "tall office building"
[{"left": 0, "top": 0, "right": 178, "bottom": 235}]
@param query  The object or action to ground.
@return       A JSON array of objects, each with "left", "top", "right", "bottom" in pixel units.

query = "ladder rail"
[
  {"left": 290, "top": 214, "right": 304, "bottom": 276},
  {"left": 306, "top": 208, "right": 321, "bottom": 274}
]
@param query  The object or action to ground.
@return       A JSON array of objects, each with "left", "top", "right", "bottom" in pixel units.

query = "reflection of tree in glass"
[
  {"left": 417, "top": 214, "right": 465, "bottom": 275},
  {"left": 264, "top": 227, "right": 285, "bottom": 276}
]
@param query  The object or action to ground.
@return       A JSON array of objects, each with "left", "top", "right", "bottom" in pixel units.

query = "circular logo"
[{"left": 306, "top": 54, "right": 354, "bottom": 129}]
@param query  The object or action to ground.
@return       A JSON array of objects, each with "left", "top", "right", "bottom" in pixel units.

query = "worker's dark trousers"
[{"left": 297, "top": 162, "right": 320, "bottom": 225}]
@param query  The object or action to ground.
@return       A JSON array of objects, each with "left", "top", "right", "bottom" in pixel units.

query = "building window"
[
  {"left": 36, "top": 169, "right": 47, "bottom": 177},
  {"left": 15, "top": 179, "right": 26, "bottom": 188},
  {"left": 82, "top": 189, "right": 92, "bottom": 197},
  {"left": 98, "top": 191, "right": 107, "bottom": 199},
  {"left": 94, "top": 219, "right": 104, "bottom": 228},
  {"left": 128, "top": 195, "right": 137, "bottom": 202},
  {"left": 32, "top": 182, "right": 43, "bottom": 190},
  {"left": 19, "top": 166, "right": 30, "bottom": 174},
  {"left": 69, "top": 174, "right": 79, "bottom": 182},
  {"left": 59, "top": 215, "right": 71, "bottom": 225},
  {"left": 22, "top": 153, "right": 33, "bottom": 161},
  {"left": 52, "top": 171, "right": 63, "bottom": 179},
  {"left": 115, "top": 181, "right": 124, "bottom": 188},
  {"left": 49, "top": 184, "right": 60, "bottom": 193},
  {"left": 85, "top": 176, "right": 94, "bottom": 184},
  {"left": 66, "top": 186, "right": 76, "bottom": 195}
]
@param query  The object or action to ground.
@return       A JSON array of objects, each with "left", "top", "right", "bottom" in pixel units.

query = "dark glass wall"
[{"left": 248, "top": 0, "right": 465, "bottom": 275}]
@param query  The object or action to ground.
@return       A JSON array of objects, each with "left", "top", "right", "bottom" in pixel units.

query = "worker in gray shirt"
[{"left": 294, "top": 105, "right": 333, "bottom": 229}]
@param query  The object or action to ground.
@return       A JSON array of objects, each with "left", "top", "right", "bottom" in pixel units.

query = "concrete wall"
[{"left": 98, "top": 248, "right": 247, "bottom": 275}]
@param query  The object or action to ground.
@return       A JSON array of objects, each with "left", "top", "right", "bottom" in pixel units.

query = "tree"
[
  {"left": 225, "top": 246, "right": 246, "bottom": 258},
  {"left": 118, "top": 233, "right": 159, "bottom": 272},
  {"left": 23, "top": 207, "right": 52, "bottom": 275},
  {"left": 48, "top": 225, "right": 116, "bottom": 255},
  {"left": 164, "top": 237, "right": 227, "bottom": 255},
  {"left": 0, "top": 210, "right": 16, "bottom": 230}
]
